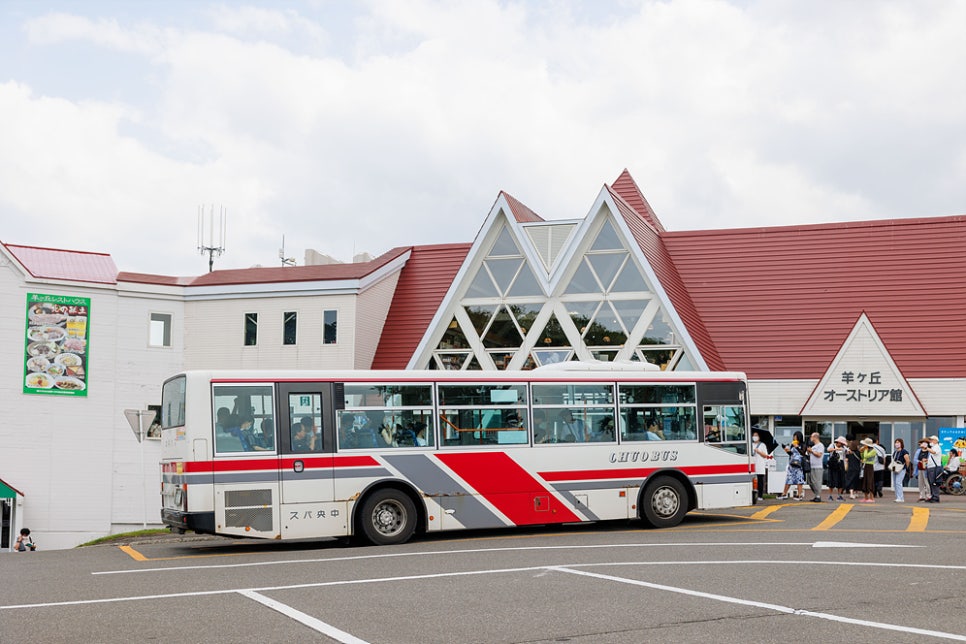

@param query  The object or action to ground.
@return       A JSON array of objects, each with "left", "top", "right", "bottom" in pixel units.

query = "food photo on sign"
[{"left": 22, "top": 294, "right": 90, "bottom": 397}]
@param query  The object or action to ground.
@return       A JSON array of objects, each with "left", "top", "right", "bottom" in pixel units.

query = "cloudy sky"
[{"left": 1, "top": 1, "right": 964, "bottom": 276}]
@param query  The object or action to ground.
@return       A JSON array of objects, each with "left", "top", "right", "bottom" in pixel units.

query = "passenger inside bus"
[
  {"left": 292, "top": 416, "right": 318, "bottom": 452},
  {"left": 253, "top": 418, "right": 274, "bottom": 451},
  {"left": 556, "top": 410, "right": 585, "bottom": 442}
]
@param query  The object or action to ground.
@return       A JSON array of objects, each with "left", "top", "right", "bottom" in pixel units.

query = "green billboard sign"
[{"left": 23, "top": 293, "right": 90, "bottom": 397}]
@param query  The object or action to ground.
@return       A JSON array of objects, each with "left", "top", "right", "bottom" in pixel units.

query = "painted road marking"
[
  {"left": 98, "top": 540, "right": 920, "bottom": 577},
  {"left": 118, "top": 545, "right": 148, "bottom": 561},
  {"left": 552, "top": 566, "right": 966, "bottom": 641},
  {"left": 812, "top": 503, "right": 853, "bottom": 531},
  {"left": 239, "top": 590, "right": 370, "bottom": 644},
  {"left": 908, "top": 507, "right": 929, "bottom": 532}
]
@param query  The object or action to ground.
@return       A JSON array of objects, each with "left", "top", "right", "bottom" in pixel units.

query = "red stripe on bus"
[
  {"left": 538, "top": 463, "right": 750, "bottom": 482},
  {"left": 436, "top": 452, "right": 582, "bottom": 525},
  {"left": 183, "top": 455, "right": 378, "bottom": 472}
]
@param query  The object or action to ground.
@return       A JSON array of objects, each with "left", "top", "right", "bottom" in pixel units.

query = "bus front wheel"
[
  {"left": 640, "top": 476, "right": 687, "bottom": 528},
  {"left": 359, "top": 489, "right": 417, "bottom": 546}
]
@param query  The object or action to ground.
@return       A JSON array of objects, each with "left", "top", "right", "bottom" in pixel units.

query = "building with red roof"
[{"left": 2, "top": 168, "right": 965, "bottom": 548}]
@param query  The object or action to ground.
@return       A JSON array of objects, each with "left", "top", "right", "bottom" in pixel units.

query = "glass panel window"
[
  {"left": 283, "top": 311, "right": 297, "bottom": 345},
  {"left": 703, "top": 404, "right": 748, "bottom": 454},
  {"left": 323, "top": 310, "right": 338, "bottom": 345},
  {"left": 149, "top": 313, "right": 172, "bottom": 347},
  {"left": 618, "top": 383, "right": 697, "bottom": 442},
  {"left": 244, "top": 313, "right": 258, "bottom": 346},
  {"left": 212, "top": 384, "right": 275, "bottom": 454},
  {"left": 439, "top": 383, "right": 528, "bottom": 446},
  {"left": 339, "top": 383, "right": 435, "bottom": 449},
  {"left": 532, "top": 383, "right": 616, "bottom": 444},
  {"left": 289, "top": 392, "right": 323, "bottom": 452},
  {"left": 160, "top": 376, "right": 186, "bottom": 428}
]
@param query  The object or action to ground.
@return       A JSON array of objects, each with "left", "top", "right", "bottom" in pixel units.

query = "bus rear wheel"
[
  {"left": 640, "top": 476, "right": 687, "bottom": 528},
  {"left": 359, "top": 489, "right": 417, "bottom": 546}
]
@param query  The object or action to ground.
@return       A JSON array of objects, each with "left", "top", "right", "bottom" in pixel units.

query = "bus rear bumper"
[{"left": 162, "top": 509, "right": 216, "bottom": 535}]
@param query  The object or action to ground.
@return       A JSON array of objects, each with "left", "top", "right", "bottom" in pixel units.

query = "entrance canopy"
[{"left": 0, "top": 478, "right": 23, "bottom": 499}]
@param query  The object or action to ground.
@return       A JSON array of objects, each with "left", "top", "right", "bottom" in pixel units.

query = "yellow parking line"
[
  {"left": 908, "top": 507, "right": 929, "bottom": 532},
  {"left": 750, "top": 504, "right": 792, "bottom": 520},
  {"left": 119, "top": 545, "right": 148, "bottom": 561},
  {"left": 812, "top": 503, "right": 853, "bottom": 531}
]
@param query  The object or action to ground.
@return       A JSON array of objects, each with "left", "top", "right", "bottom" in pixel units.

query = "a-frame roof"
[{"left": 3, "top": 242, "right": 118, "bottom": 285}]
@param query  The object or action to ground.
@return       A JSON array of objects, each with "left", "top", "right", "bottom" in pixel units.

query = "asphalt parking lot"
[{"left": 4, "top": 494, "right": 966, "bottom": 643}]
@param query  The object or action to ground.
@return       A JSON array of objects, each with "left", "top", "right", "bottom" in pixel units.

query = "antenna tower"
[
  {"left": 279, "top": 235, "right": 296, "bottom": 266},
  {"left": 197, "top": 205, "right": 227, "bottom": 272}
]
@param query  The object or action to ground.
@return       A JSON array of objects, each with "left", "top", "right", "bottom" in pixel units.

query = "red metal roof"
[
  {"left": 500, "top": 191, "right": 544, "bottom": 223},
  {"left": 607, "top": 186, "right": 724, "bottom": 370},
  {"left": 4, "top": 243, "right": 118, "bottom": 284},
  {"left": 663, "top": 215, "right": 966, "bottom": 379},
  {"left": 611, "top": 169, "right": 666, "bottom": 234},
  {"left": 371, "top": 243, "right": 472, "bottom": 369},
  {"left": 117, "top": 246, "right": 411, "bottom": 287}
]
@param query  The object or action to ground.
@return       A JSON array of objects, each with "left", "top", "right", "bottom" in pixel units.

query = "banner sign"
[{"left": 23, "top": 293, "right": 90, "bottom": 397}]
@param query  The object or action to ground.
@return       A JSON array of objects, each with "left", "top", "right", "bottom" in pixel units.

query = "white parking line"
[
  {"left": 238, "top": 590, "right": 370, "bottom": 644},
  {"left": 552, "top": 567, "right": 966, "bottom": 642},
  {"left": 90, "top": 541, "right": 836, "bottom": 576}
]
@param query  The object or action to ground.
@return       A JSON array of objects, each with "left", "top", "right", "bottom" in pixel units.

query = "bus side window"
[{"left": 289, "top": 393, "right": 323, "bottom": 452}]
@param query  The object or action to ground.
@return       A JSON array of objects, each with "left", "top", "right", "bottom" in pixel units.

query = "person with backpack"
[
  {"left": 826, "top": 436, "right": 847, "bottom": 501},
  {"left": 872, "top": 437, "right": 887, "bottom": 498}
]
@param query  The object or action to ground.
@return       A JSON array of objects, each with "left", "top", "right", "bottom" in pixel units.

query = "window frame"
[
  {"left": 323, "top": 309, "right": 338, "bottom": 345},
  {"left": 283, "top": 311, "right": 298, "bottom": 346},
  {"left": 149, "top": 312, "right": 173, "bottom": 348},
  {"left": 244, "top": 312, "right": 258, "bottom": 346}
]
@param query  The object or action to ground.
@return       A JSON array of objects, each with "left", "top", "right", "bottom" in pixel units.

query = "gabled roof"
[
  {"left": 663, "top": 215, "right": 966, "bottom": 380},
  {"left": 372, "top": 243, "right": 472, "bottom": 369},
  {"left": 606, "top": 183, "right": 724, "bottom": 370},
  {"left": 117, "top": 247, "right": 411, "bottom": 287},
  {"left": 500, "top": 191, "right": 544, "bottom": 223},
  {"left": 4, "top": 243, "right": 118, "bottom": 284},
  {"left": 611, "top": 169, "right": 666, "bottom": 234}
]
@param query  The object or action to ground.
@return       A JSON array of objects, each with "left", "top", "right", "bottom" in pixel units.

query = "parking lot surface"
[{"left": 4, "top": 495, "right": 966, "bottom": 643}]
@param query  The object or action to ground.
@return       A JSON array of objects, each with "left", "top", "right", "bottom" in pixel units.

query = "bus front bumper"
[{"left": 161, "top": 509, "right": 216, "bottom": 535}]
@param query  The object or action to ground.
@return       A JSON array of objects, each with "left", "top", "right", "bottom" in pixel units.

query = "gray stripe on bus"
[
  {"left": 552, "top": 490, "right": 601, "bottom": 521},
  {"left": 382, "top": 453, "right": 507, "bottom": 530}
]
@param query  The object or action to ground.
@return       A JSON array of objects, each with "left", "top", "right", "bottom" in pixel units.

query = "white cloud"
[{"left": 1, "top": 0, "right": 964, "bottom": 275}]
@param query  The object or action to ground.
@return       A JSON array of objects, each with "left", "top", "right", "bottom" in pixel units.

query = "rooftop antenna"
[
  {"left": 197, "top": 205, "right": 226, "bottom": 272},
  {"left": 279, "top": 235, "right": 296, "bottom": 266}
]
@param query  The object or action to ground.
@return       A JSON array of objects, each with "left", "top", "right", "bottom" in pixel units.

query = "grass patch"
[{"left": 77, "top": 528, "right": 171, "bottom": 547}]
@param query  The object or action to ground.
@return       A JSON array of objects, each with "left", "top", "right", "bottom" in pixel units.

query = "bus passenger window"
[{"left": 289, "top": 393, "right": 323, "bottom": 452}]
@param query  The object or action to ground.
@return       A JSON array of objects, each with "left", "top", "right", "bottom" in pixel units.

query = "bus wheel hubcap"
[
  {"left": 652, "top": 487, "right": 679, "bottom": 517},
  {"left": 374, "top": 502, "right": 402, "bottom": 534}
]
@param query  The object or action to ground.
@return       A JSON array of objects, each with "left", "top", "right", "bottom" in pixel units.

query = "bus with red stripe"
[{"left": 159, "top": 364, "right": 752, "bottom": 545}]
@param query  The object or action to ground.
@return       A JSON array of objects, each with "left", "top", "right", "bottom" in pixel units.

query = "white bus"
[{"left": 159, "top": 364, "right": 752, "bottom": 545}]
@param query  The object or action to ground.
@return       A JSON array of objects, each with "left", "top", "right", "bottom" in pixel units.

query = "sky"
[{"left": 1, "top": 1, "right": 964, "bottom": 276}]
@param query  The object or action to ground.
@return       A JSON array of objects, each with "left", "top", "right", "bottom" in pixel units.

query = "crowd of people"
[{"left": 752, "top": 429, "right": 963, "bottom": 504}]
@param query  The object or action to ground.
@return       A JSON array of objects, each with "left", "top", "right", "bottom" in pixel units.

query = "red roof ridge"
[
  {"left": 606, "top": 185, "right": 661, "bottom": 236},
  {"left": 499, "top": 191, "right": 544, "bottom": 223},
  {"left": 665, "top": 212, "right": 966, "bottom": 238},
  {"left": 610, "top": 169, "right": 666, "bottom": 234},
  {"left": 3, "top": 241, "right": 112, "bottom": 258}
]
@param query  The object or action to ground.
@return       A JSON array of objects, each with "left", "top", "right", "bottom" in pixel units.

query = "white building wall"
[
  {"left": 748, "top": 380, "right": 817, "bottom": 415},
  {"left": 184, "top": 293, "right": 358, "bottom": 370},
  {"left": 907, "top": 379, "right": 966, "bottom": 417},
  {"left": 354, "top": 272, "right": 400, "bottom": 369},
  {"left": 111, "top": 288, "right": 185, "bottom": 530}
]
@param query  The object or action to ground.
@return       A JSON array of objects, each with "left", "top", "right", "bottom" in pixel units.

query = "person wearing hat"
[
  {"left": 913, "top": 438, "right": 932, "bottom": 502},
  {"left": 926, "top": 435, "right": 943, "bottom": 502},
  {"left": 858, "top": 437, "right": 877, "bottom": 502},
  {"left": 826, "top": 436, "right": 848, "bottom": 501}
]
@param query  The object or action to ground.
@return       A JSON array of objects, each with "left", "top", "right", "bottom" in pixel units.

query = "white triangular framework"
[
  {"left": 408, "top": 186, "right": 710, "bottom": 372},
  {"left": 801, "top": 313, "right": 925, "bottom": 417}
]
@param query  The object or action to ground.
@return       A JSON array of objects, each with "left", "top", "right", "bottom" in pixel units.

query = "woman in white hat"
[
  {"left": 859, "top": 437, "right": 877, "bottom": 502},
  {"left": 826, "top": 436, "right": 848, "bottom": 501}
]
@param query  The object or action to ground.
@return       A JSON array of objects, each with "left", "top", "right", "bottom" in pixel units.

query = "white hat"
[
  {"left": 834, "top": 436, "right": 847, "bottom": 445},
  {"left": 860, "top": 437, "right": 874, "bottom": 447}
]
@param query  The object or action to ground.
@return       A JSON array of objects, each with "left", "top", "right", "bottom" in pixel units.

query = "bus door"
[{"left": 277, "top": 382, "right": 340, "bottom": 538}]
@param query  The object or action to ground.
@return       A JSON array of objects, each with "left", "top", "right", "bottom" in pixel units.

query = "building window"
[
  {"left": 323, "top": 310, "right": 337, "bottom": 345},
  {"left": 283, "top": 311, "right": 297, "bottom": 345},
  {"left": 244, "top": 313, "right": 258, "bottom": 346},
  {"left": 149, "top": 313, "right": 172, "bottom": 347}
]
